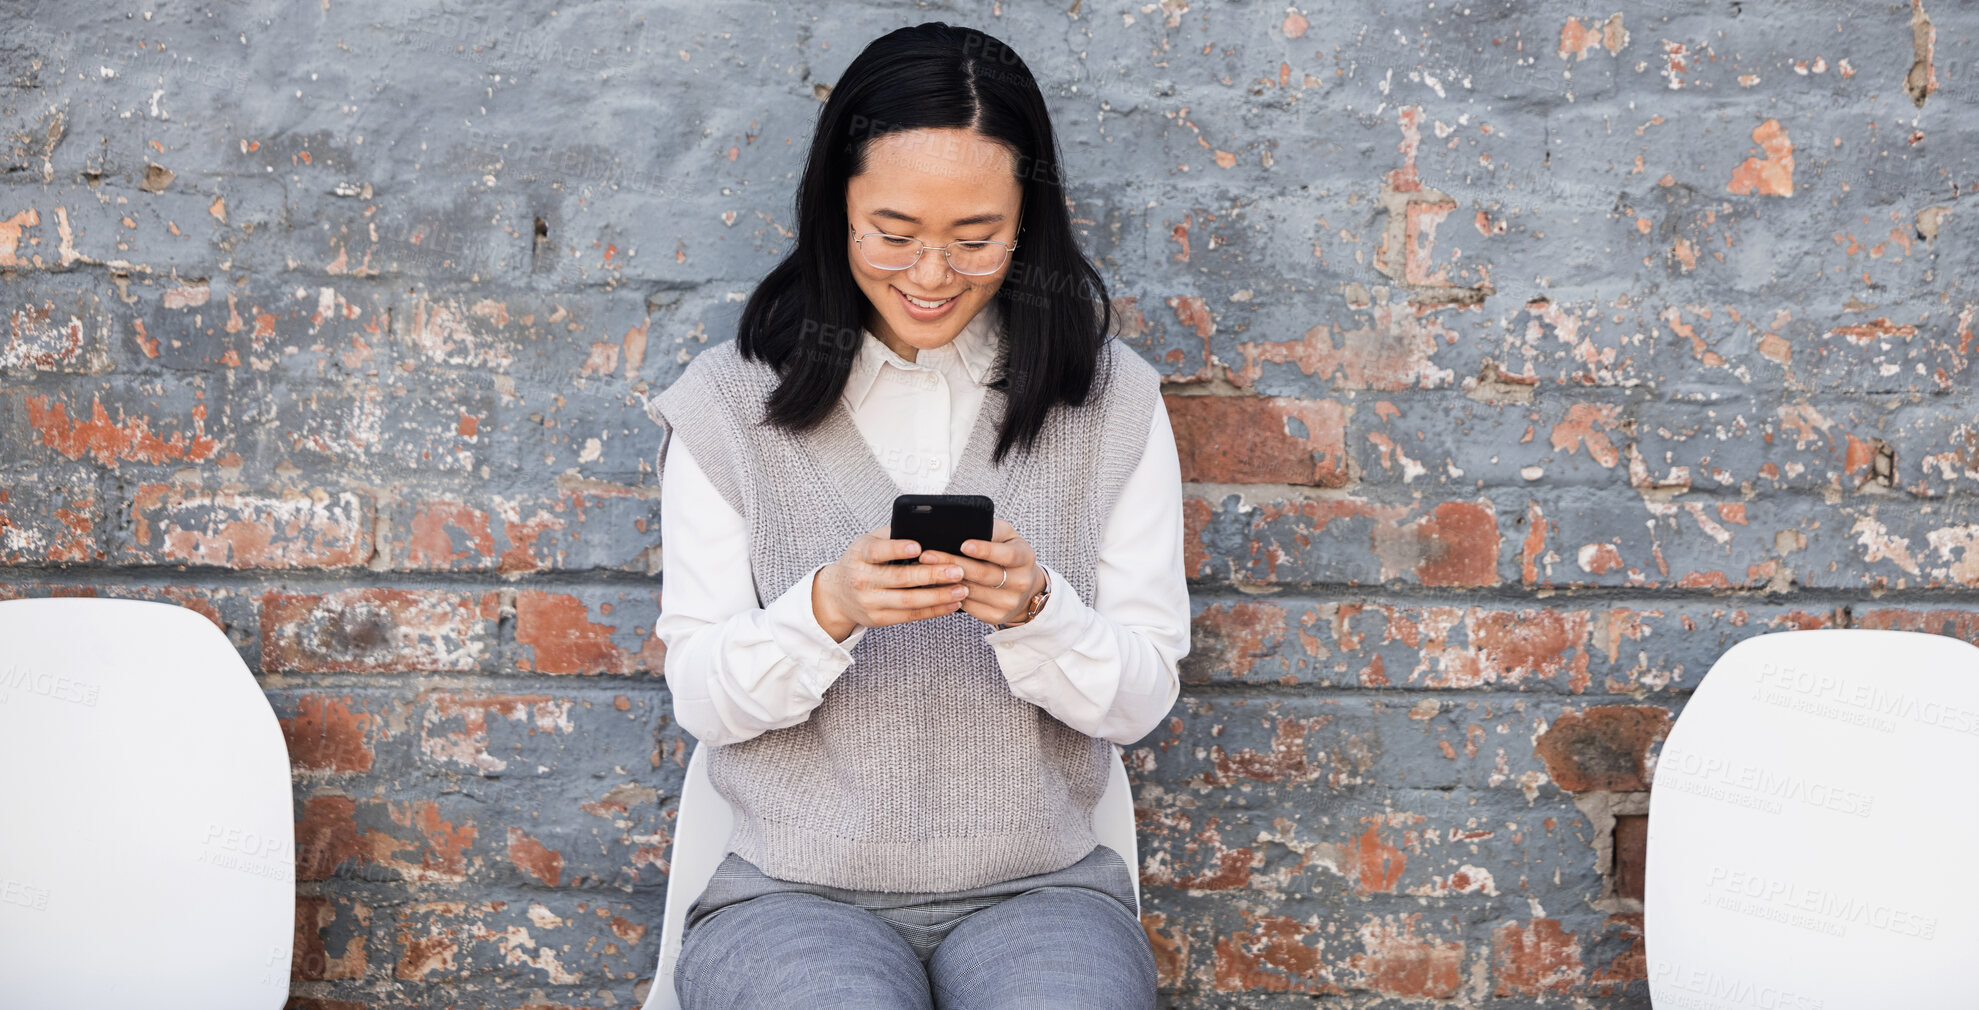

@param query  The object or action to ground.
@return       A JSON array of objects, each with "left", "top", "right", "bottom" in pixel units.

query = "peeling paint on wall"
[{"left": 2, "top": 0, "right": 1971, "bottom": 1006}]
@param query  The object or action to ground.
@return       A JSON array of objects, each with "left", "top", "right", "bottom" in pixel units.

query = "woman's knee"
[
  {"left": 676, "top": 892, "right": 933, "bottom": 1010},
  {"left": 927, "top": 887, "right": 1157, "bottom": 1010}
]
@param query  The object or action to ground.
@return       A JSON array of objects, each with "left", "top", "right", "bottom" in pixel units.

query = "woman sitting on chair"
[{"left": 648, "top": 20, "right": 1189, "bottom": 1010}]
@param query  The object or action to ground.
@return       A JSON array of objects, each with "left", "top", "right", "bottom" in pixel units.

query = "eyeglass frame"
[{"left": 847, "top": 217, "right": 1021, "bottom": 276}]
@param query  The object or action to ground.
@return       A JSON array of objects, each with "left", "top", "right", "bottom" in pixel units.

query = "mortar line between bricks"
[
  {"left": 6, "top": 571, "right": 1978, "bottom": 607},
  {"left": 251, "top": 672, "right": 1689, "bottom": 702},
  {"left": 257, "top": 674, "right": 673, "bottom": 690},
  {"left": 1168, "top": 682, "right": 1699, "bottom": 701},
  {"left": 1182, "top": 585, "right": 1979, "bottom": 606},
  {"left": 0, "top": 567, "right": 667, "bottom": 589}
]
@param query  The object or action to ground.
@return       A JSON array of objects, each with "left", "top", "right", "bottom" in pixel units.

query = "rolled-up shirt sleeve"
[
  {"left": 654, "top": 437, "right": 867, "bottom": 747},
  {"left": 983, "top": 402, "right": 1189, "bottom": 746}
]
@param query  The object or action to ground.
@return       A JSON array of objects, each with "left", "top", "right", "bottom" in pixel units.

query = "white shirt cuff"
[
  {"left": 982, "top": 562, "right": 1081, "bottom": 674},
  {"left": 763, "top": 562, "right": 865, "bottom": 693}
]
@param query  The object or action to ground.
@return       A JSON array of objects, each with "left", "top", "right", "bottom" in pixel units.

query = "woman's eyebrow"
[{"left": 870, "top": 208, "right": 1008, "bottom": 228}]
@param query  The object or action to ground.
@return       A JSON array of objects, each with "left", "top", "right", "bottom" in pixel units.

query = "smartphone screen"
[{"left": 889, "top": 494, "right": 994, "bottom": 563}]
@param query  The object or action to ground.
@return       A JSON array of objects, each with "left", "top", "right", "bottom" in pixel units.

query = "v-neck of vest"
[{"left": 808, "top": 381, "right": 1011, "bottom": 529}]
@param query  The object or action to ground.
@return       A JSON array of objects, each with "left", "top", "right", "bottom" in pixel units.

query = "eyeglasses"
[{"left": 849, "top": 222, "right": 1019, "bottom": 276}]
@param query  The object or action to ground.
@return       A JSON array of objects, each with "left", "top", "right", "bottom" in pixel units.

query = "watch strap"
[{"left": 994, "top": 565, "right": 1050, "bottom": 630}]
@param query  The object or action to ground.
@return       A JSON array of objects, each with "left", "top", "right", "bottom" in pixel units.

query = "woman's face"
[{"left": 846, "top": 128, "right": 1024, "bottom": 360}]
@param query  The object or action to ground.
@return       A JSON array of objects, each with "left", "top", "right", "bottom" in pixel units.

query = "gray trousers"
[{"left": 674, "top": 844, "right": 1158, "bottom": 1009}]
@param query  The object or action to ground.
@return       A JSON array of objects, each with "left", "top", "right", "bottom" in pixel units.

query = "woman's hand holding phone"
[
  {"left": 810, "top": 518, "right": 1046, "bottom": 641},
  {"left": 921, "top": 517, "right": 1046, "bottom": 628},
  {"left": 811, "top": 522, "right": 972, "bottom": 642}
]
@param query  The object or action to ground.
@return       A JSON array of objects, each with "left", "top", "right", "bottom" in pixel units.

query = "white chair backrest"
[
  {"left": 643, "top": 741, "right": 1140, "bottom": 1010},
  {"left": 1646, "top": 629, "right": 1979, "bottom": 1010},
  {"left": 0, "top": 598, "right": 294, "bottom": 1010}
]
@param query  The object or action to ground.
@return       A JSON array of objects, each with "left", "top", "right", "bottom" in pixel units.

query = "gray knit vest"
[{"left": 646, "top": 330, "right": 1161, "bottom": 893}]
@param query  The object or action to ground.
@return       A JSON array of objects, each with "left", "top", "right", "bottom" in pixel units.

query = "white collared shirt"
[{"left": 653, "top": 301, "right": 1188, "bottom": 747}]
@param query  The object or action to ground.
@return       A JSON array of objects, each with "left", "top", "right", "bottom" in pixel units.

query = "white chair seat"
[
  {"left": 0, "top": 598, "right": 294, "bottom": 1010},
  {"left": 1646, "top": 628, "right": 1979, "bottom": 1009},
  {"left": 642, "top": 741, "right": 1141, "bottom": 1010}
]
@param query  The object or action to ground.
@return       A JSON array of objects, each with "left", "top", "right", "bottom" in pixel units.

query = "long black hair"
[{"left": 734, "top": 21, "right": 1112, "bottom": 467}]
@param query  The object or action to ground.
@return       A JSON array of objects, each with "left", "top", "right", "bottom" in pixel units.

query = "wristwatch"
[{"left": 994, "top": 564, "right": 1051, "bottom": 630}]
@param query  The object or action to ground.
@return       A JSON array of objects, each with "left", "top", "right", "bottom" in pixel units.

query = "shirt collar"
[{"left": 842, "top": 298, "right": 1001, "bottom": 412}]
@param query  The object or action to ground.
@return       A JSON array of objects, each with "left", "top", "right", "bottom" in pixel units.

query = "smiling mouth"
[{"left": 896, "top": 287, "right": 958, "bottom": 309}]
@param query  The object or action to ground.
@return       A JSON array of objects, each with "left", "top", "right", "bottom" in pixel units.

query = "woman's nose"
[{"left": 907, "top": 249, "right": 955, "bottom": 289}]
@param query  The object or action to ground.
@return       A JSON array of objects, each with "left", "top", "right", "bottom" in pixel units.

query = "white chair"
[
  {"left": 643, "top": 741, "right": 1142, "bottom": 1010},
  {"left": 0, "top": 597, "right": 294, "bottom": 1010},
  {"left": 1646, "top": 628, "right": 1979, "bottom": 1010}
]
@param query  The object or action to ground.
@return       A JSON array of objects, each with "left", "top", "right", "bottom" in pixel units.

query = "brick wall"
[{"left": 2, "top": 1, "right": 1973, "bottom": 1006}]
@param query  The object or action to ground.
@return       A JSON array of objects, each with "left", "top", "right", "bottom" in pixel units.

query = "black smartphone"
[{"left": 888, "top": 494, "right": 994, "bottom": 564}]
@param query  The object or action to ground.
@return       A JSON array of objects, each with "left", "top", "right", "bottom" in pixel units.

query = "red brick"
[
  {"left": 1165, "top": 394, "right": 1348, "bottom": 486},
  {"left": 417, "top": 692, "right": 576, "bottom": 775},
  {"left": 1613, "top": 814, "right": 1647, "bottom": 901},
  {"left": 1349, "top": 914, "right": 1463, "bottom": 999},
  {"left": 1137, "top": 812, "right": 1262, "bottom": 892},
  {"left": 294, "top": 796, "right": 367, "bottom": 882},
  {"left": 1184, "top": 600, "right": 1291, "bottom": 684},
  {"left": 295, "top": 795, "right": 477, "bottom": 883},
  {"left": 1181, "top": 497, "right": 1215, "bottom": 578},
  {"left": 281, "top": 694, "right": 378, "bottom": 774},
  {"left": 23, "top": 392, "right": 221, "bottom": 466},
  {"left": 1394, "top": 198, "right": 1462, "bottom": 287},
  {"left": 507, "top": 827, "right": 564, "bottom": 886},
  {"left": 1195, "top": 496, "right": 1500, "bottom": 587},
  {"left": 1228, "top": 301, "right": 1462, "bottom": 390},
  {"left": 387, "top": 896, "right": 647, "bottom": 985},
  {"left": 0, "top": 483, "right": 108, "bottom": 564},
  {"left": 126, "top": 485, "right": 374, "bottom": 568},
  {"left": 1534, "top": 705, "right": 1674, "bottom": 792},
  {"left": 1168, "top": 294, "right": 1215, "bottom": 338},
  {"left": 1205, "top": 716, "right": 1328, "bottom": 788},
  {"left": 1184, "top": 600, "right": 1838, "bottom": 693},
  {"left": 1852, "top": 607, "right": 1979, "bottom": 645},
  {"left": 386, "top": 488, "right": 661, "bottom": 574},
  {"left": 1382, "top": 500, "right": 1501, "bottom": 588},
  {"left": 396, "top": 498, "right": 497, "bottom": 569},
  {"left": 0, "top": 584, "right": 243, "bottom": 631},
  {"left": 394, "top": 905, "right": 467, "bottom": 981},
  {"left": 1492, "top": 917, "right": 1584, "bottom": 996},
  {"left": 1354, "top": 821, "right": 1407, "bottom": 894},
  {"left": 292, "top": 894, "right": 368, "bottom": 981},
  {"left": 1588, "top": 913, "right": 1648, "bottom": 996},
  {"left": 1549, "top": 401, "right": 1623, "bottom": 468},
  {"left": 512, "top": 590, "right": 665, "bottom": 675},
  {"left": 3, "top": 292, "right": 112, "bottom": 373},
  {"left": 261, "top": 588, "right": 498, "bottom": 674},
  {"left": 1213, "top": 911, "right": 1336, "bottom": 995},
  {"left": 1473, "top": 609, "right": 1594, "bottom": 689}
]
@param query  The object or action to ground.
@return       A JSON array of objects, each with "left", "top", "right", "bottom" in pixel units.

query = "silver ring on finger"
[{"left": 994, "top": 567, "right": 1008, "bottom": 589}]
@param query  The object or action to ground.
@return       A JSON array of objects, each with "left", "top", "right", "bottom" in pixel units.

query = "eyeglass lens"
[{"left": 859, "top": 235, "right": 1011, "bottom": 275}]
